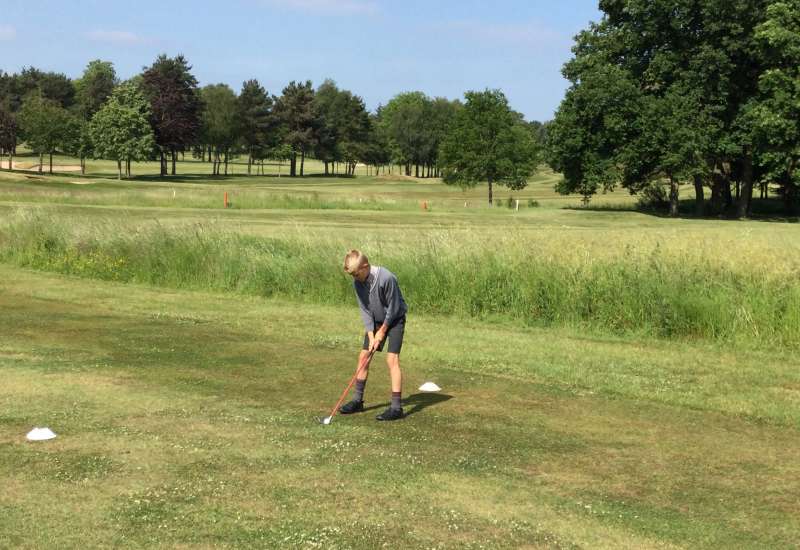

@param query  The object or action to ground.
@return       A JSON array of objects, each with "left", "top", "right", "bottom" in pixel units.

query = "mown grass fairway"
[
  {"left": 2, "top": 267, "right": 799, "bottom": 549},
  {"left": 1, "top": 158, "right": 799, "bottom": 548}
]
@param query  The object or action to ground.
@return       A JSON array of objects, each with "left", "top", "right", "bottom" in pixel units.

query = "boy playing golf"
[{"left": 341, "top": 250, "right": 408, "bottom": 421}]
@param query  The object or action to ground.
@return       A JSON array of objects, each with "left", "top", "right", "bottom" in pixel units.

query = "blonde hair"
[{"left": 343, "top": 249, "right": 369, "bottom": 274}]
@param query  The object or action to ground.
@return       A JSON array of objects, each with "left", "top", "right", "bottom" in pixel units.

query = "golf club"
[{"left": 318, "top": 348, "right": 375, "bottom": 425}]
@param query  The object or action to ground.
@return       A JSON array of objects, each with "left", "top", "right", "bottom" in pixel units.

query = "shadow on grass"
[
  {"left": 562, "top": 197, "right": 799, "bottom": 223},
  {"left": 130, "top": 173, "right": 357, "bottom": 184},
  {"left": 403, "top": 392, "right": 453, "bottom": 416},
  {"left": 363, "top": 392, "right": 453, "bottom": 417},
  {"left": 6, "top": 165, "right": 362, "bottom": 186}
]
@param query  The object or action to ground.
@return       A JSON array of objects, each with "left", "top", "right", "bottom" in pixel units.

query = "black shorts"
[{"left": 362, "top": 316, "right": 406, "bottom": 355}]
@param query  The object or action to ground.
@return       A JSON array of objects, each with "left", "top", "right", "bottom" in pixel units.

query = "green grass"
[
  {"left": 1, "top": 156, "right": 799, "bottom": 547},
  {"left": 2, "top": 158, "right": 798, "bottom": 348},
  {"left": 1, "top": 265, "right": 798, "bottom": 549},
  {"left": 0, "top": 151, "right": 636, "bottom": 211},
  {"left": 1, "top": 207, "right": 798, "bottom": 347}
]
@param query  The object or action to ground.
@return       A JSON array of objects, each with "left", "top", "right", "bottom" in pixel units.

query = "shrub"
[{"left": 637, "top": 183, "right": 669, "bottom": 211}]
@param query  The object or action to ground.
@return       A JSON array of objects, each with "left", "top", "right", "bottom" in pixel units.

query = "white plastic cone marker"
[
  {"left": 26, "top": 427, "right": 57, "bottom": 441},
  {"left": 419, "top": 382, "right": 441, "bottom": 392}
]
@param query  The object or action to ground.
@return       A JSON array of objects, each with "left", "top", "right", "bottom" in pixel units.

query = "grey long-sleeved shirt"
[{"left": 353, "top": 266, "right": 408, "bottom": 331}]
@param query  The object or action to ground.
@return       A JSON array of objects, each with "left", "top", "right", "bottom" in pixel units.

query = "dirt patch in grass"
[{"left": 7, "top": 162, "right": 83, "bottom": 172}]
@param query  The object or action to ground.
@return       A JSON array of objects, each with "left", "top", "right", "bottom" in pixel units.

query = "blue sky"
[{"left": 0, "top": 0, "right": 601, "bottom": 121}]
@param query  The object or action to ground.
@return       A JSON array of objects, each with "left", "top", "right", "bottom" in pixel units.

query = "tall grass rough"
[{"left": 1, "top": 210, "right": 797, "bottom": 348}]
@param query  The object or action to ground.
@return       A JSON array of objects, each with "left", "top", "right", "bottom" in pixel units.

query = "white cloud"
[
  {"left": 86, "top": 30, "right": 148, "bottom": 45},
  {"left": 263, "top": 0, "right": 378, "bottom": 16},
  {"left": 0, "top": 25, "right": 16, "bottom": 41}
]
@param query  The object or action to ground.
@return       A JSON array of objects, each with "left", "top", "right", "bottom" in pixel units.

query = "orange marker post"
[{"left": 224, "top": 191, "right": 229, "bottom": 209}]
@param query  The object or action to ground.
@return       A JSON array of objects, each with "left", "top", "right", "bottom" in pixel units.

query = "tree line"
[
  {"left": 546, "top": 0, "right": 800, "bottom": 217},
  {"left": 0, "top": 56, "right": 541, "bottom": 199}
]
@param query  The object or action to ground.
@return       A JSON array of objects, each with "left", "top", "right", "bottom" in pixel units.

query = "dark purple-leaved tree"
[
  {"left": 141, "top": 54, "right": 202, "bottom": 176},
  {"left": 0, "top": 105, "right": 17, "bottom": 170}
]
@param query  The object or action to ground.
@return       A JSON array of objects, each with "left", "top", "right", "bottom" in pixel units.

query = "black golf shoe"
[
  {"left": 339, "top": 399, "right": 364, "bottom": 414},
  {"left": 376, "top": 407, "right": 404, "bottom": 421}
]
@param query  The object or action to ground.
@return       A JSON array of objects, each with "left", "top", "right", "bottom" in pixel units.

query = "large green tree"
[
  {"left": 379, "top": 93, "right": 458, "bottom": 178},
  {"left": 236, "top": 79, "right": 277, "bottom": 175},
  {"left": 546, "top": 63, "right": 641, "bottom": 203},
  {"left": 57, "top": 113, "right": 96, "bottom": 176},
  {"left": 15, "top": 67, "right": 76, "bottom": 109},
  {"left": 361, "top": 112, "right": 392, "bottom": 175},
  {"left": 337, "top": 91, "right": 371, "bottom": 176},
  {"left": 71, "top": 60, "right": 118, "bottom": 174},
  {"left": 744, "top": 0, "right": 800, "bottom": 214},
  {"left": 274, "top": 80, "right": 319, "bottom": 177},
  {"left": 439, "top": 89, "right": 539, "bottom": 204},
  {"left": 620, "top": 86, "right": 716, "bottom": 217},
  {"left": 17, "top": 93, "right": 73, "bottom": 174},
  {"left": 75, "top": 60, "right": 118, "bottom": 119},
  {"left": 424, "top": 97, "right": 461, "bottom": 178},
  {"left": 380, "top": 91, "right": 431, "bottom": 177},
  {"left": 140, "top": 55, "right": 202, "bottom": 176},
  {"left": 89, "top": 83, "right": 156, "bottom": 180},
  {"left": 0, "top": 68, "right": 75, "bottom": 114},
  {"left": 313, "top": 79, "right": 344, "bottom": 175},
  {"left": 548, "top": 0, "right": 769, "bottom": 218},
  {"left": 314, "top": 80, "right": 370, "bottom": 176},
  {"left": 200, "top": 84, "right": 239, "bottom": 176}
]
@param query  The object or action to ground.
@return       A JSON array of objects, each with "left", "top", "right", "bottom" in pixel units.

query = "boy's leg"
[
  {"left": 340, "top": 341, "right": 374, "bottom": 414},
  {"left": 354, "top": 349, "right": 373, "bottom": 401},
  {"left": 387, "top": 352, "right": 402, "bottom": 410},
  {"left": 377, "top": 318, "right": 405, "bottom": 419},
  {"left": 385, "top": 353, "right": 401, "bottom": 392}
]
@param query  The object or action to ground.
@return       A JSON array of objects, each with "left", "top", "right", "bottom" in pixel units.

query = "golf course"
[
  {"left": 4, "top": 1, "right": 800, "bottom": 546},
  {"left": 1, "top": 155, "right": 798, "bottom": 548}
]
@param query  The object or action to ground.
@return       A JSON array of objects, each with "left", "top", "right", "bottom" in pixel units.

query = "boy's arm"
[
  {"left": 356, "top": 286, "right": 374, "bottom": 332},
  {"left": 378, "top": 275, "right": 402, "bottom": 334}
]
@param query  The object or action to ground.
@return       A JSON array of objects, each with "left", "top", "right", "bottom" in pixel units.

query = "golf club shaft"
[{"left": 327, "top": 349, "right": 375, "bottom": 420}]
